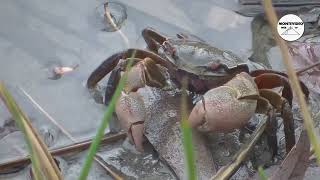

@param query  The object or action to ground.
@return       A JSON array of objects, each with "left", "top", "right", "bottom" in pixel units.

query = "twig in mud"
[
  {"left": 263, "top": 0, "right": 320, "bottom": 163},
  {"left": 270, "top": 130, "right": 310, "bottom": 180},
  {"left": 296, "top": 61, "right": 320, "bottom": 75},
  {"left": 19, "top": 88, "right": 124, "bottom": 180},
  {"left": 0, "top": 132, "right": 126, "bottom": 175},
  {"left": 211, "top": 118, "right": 267, "bottom": 180},
  {"left": 19, "top": 88, "right": 73, "bottom": 140}
]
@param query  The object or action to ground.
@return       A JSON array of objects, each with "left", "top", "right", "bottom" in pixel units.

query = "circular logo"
[{"left": 277, "top": 14, "right": 304, "bottom": 41}]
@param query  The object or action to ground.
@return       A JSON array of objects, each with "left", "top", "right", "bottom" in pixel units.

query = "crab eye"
[{"left": 162, "top": 42, "right": 176, "bottom": 55}]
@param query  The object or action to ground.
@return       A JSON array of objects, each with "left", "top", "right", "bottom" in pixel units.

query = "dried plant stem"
[
  {"left": 0, "top": 132, "right": 126, "bottom": 174},
  {"left": 0, "top": 83, "right": 62, "bottom": 180},
  {"left": 296, "top": 61, "right": 320, "bottom": 75},
  {"left": 262, "top": 0, "right": 320, "bottom": 163},
  {"left": 19, "top": 88, "right": 123, "bottom": 180},
  {"left": 211, "top": 118, "right": 267, "bottom": 180}
]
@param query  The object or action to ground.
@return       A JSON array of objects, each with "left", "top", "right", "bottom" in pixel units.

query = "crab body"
[
  {"left": 142, "top": 28, "right": 249, "bottom": 93},
  {"left": 87, "top": 28, "right": 309, "bottom": 161}
]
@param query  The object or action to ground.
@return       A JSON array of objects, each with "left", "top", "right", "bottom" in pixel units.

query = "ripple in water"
[{"left": 96, "top": 2, "right": 127, "bottom": 32}]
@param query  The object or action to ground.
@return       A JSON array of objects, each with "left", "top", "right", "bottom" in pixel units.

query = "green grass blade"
[
  {"left": 180, "top": 78, "right": 197, "bottom": 180},
  {"left": 79, "top": 57, "right": 134, "bottom": 180},
  {"left": 258, "top": 166, "right": 267, "bottom": 180}
]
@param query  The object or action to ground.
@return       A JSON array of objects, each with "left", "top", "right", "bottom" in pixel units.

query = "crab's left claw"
[{"left": 115, "top": 92, "right": 146, "bottom": 151}]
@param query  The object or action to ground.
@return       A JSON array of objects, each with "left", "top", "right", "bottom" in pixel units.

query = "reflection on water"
[{"left": 95, "top": 2, "right": 127, "bottom": 32}]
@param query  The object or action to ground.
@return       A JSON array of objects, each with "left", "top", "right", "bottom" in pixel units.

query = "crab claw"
[
  {"left": 188, "top": 72, "right": 259, "bottom": 132},
  {"left": 115, "top": 91, "right": 146, "bottom": 151}
]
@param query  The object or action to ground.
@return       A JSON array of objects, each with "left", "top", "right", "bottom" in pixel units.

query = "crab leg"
[
  {"left": 88, "top": 48, "right": 172, "bottom": 102},
  {"left": 251, "top": 69, "right": 309, "bottom": 98},
  {"left": 87, "top": 49, "right": 168, "bottom": 88},
  {"left": 259, "top": 89, "right": 295, "bottom": 154},
  {"left": 254, "top": 72, "right": 294, "bottom": 103},
  {"left": 87, "top": 52, "right": 125, "bottom": 89},
  {"left": 254, "top": 72, "right": 300, "bottom": 153},
  {"left": 104, "top": 68, "right": 121, "bottom": 105},
  {"left": 255, "top": 95, "right": 278, "bottom": 156}
]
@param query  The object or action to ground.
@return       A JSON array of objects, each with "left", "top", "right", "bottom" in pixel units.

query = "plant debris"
[
  {"left": 270, "top": 130, "right": 310, "bottom": 180},
  {"left": 49, "top": 64, "right": 79, "bottom": 80},
  {"left": 289, "top": 42, "right": 320, "bottom": 94}
]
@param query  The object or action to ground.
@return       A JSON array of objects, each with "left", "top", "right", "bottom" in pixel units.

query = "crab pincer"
[
  {"left": 115, "top": 92, "right": 146, "bottom": 151},
  {"left": 188, "top": 72, "right": 258, "bottom": 132}
]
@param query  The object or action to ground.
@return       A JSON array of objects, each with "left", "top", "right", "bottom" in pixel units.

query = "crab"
[{"left": 87, "top": 28, "right": 309, "bottom": 154}]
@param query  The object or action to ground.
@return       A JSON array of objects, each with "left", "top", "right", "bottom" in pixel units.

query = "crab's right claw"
[
  {"left": 188, "top": 99, "right": 206, "bottom": 130},
  {"left": 188, "top": 73, "right": 258, "bottom": 133},
  {"left": 115, "top": 92, "right": 146, "bottom": 151}
]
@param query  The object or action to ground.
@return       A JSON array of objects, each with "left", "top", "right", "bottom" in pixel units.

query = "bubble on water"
[
  {"left": 221, "top": 150, "right": 230, "bottom": 157},
  {"left": 96, "top": 2, "right": 127, "bottom": 32},
  {"left": 39, "top": 126, "right": 58, "bottom": 147}
]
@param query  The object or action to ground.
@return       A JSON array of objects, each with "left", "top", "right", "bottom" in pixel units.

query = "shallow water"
[
  {"left": 1, "top": 0, "right": 316, "bottom": 179},
  {"left": 0, "top": 0, "right": 251, "bottom": 154}
]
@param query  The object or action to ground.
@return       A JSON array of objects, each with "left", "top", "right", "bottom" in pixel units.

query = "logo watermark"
[{"left": 277, "top": 14, "right": 304, "bottom": 41}]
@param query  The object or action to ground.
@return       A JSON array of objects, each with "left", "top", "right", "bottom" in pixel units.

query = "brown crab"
[{"left": 87, "top": 28, "right": 309, "bottom": 154}]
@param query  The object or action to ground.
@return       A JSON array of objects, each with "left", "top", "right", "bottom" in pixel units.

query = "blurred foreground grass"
[{"left": 0, "top": 82, "right": 62, "bottom": 180}]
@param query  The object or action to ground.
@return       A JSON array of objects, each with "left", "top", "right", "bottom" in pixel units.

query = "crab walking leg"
[
  {"left": 253, "top": 71, "right": 302, "bottom": 154},
  {"left": 251, "top": 69, "right": 309, "bottom": 99},
  {"left": 87, "top": 52, "right": 124, "bottom": 89},
  {"left": 254, "top": 73, "right": 293, "bottom": 104},
  {"left": 259, "top": 89, "right": 295, "bottom": 154},
  {"left": 87, "top": 48, "right": 172, "bottom": 88},
  {"left": 257, "top": 92, "right": 279, "bottom": 156},
  {"left": 281, "top": 98, "right": 296, "bottom": 153},
  {"left": 255, "top": 72, "right": 302, "bottom": 153},
  {"left": 104, "top": 68, "right": 121, "bottom": 105},
  {"left": 115, "top": 91, "right": 146, "bottom": 151}
]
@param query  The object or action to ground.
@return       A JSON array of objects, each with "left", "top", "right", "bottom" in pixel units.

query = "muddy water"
[{"left": 0, "top": 0, "right": 306, "bottom": 179}]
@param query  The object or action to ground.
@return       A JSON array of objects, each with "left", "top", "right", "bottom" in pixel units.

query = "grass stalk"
[
  {"left": 180, "top": 78, "right": 197, "bottom": 180},
  {"left": 258, "top": 166, "right": 268, "bottom": 180},
  {"left": 79, "top": 57, "right": 134, "bottom": 180}
]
